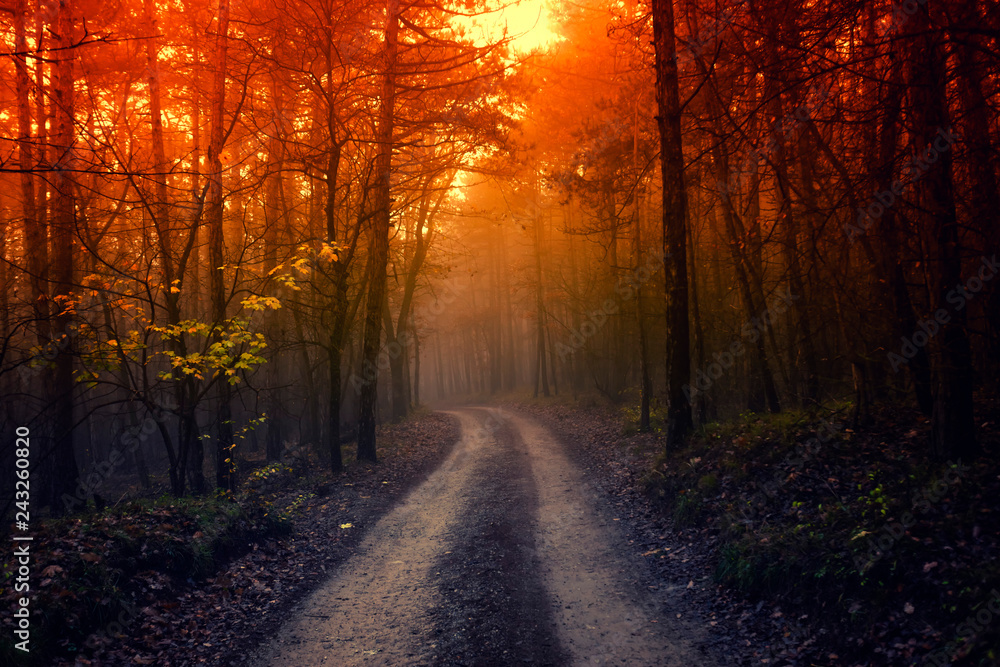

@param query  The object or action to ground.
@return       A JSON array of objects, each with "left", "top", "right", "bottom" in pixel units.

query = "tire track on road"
[
  {"left": 508, "top": 412, "right": 715, "bottom": 666},
  {"left": 428, "top": 409, "right": 566, "bottom": 665},
  {"left": 251, "top": 412, "right": 490, "bottom": 666},
  {"left": 252, "top": 408, "right": 716, "bottom": 666}
]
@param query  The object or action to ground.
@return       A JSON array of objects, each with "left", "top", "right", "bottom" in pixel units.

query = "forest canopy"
[{"left": 1, "top": 0, "right": 997, "bottom": 512}]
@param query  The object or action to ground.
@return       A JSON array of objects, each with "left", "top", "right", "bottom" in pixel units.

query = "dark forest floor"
[
  {"left": 1, "top": 412, "right": 460, "bottom": 667},
  {"left": 6, "top": 398, "right": 999, "bottom": 666},
  {"left": 513, "top": 396, "right": 1000, "bottom": 666}
]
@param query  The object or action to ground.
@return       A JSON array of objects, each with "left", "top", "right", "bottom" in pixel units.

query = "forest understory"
[
  {"left": 0, "top": 413, "right": 460, "bottom": 666},
  {"left": 521, "top": 397, "right": 1000, "bottom": 667},
  {"left": 4, "top": 398, "right": 998, "bottom": 666}
]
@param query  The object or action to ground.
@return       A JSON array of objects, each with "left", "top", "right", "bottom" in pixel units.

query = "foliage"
[{"left": 150, "top": 295, "right": 279, "bottom": 386}]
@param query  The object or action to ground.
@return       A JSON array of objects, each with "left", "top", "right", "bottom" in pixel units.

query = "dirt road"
[{"left": 249, "top": 408, "right": 716, "bottom": 666}]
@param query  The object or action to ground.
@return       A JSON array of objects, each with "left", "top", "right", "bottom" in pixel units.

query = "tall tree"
[
  {"left": 49, "top": 0, "right": 81, "bottom": 510},
  {"left": 651, "top": 0, "right": 692, "bottom": 449},
  {"left": 357, "top": 0, "right": 399, "bottom": 463},
  {"left": 906, "top": 2, "right": 976, "bottom": 459},
  {"left": 207, "top": 0, "right": 235, "bottom": 490}
]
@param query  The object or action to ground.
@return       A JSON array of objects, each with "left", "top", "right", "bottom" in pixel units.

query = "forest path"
[{"left": 249, "top": 408, "right": 714, "bottom": 666}]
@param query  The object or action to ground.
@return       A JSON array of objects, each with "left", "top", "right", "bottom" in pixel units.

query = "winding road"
[{"left": 249, "top": 408, "right": 715, "bottom": 666}]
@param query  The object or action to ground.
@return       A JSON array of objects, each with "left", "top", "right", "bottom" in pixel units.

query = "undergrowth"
[
  {"left": 0, "top": 477, "right": 296, "bottom": 665},
  {"left": 641, "top": 403, "right": 1000, "bottom": 665}
]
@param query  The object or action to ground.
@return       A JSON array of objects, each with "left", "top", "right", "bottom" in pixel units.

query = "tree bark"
[
  {"left": 533, "top": 196, "right": 550, "bottom": 398},
  {"left": 632, "top": 124, "right": 652, "bottom": 430},
  {"left": 49, "top": 0, "right": 81, "bottom": 512},
  {"left": 17, "top": 0, "right": 49, "bottom": 348},
  {"left": 652, "top": 0, "right": 692, "bottom": 449},
  {"left": 207, "top": 0, "right": 233, "bottom": 491},
  {"left": 14, "top": 0, "right": 39, "bottom": 330},
  {"left": 955, "top": 0, "right": 1000, "bottom": 387},
  {"left": 906, "top": 4, "right": 976, "bottom": 459},
  {"left": 263, "top": 90, "right": 285, "bottom": 463},
  {"left": 357, "top": 0, "right": 399, "bottom": 462}
]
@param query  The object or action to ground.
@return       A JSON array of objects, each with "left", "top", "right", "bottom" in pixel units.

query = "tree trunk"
[
  {"left": 35, "top": 4, "right": 49, "bottom": 339},
  {"left": 686, "top": 209, "right": 707, "bottom": 425},
  {"left": 390, "top": 181, "right": 444, "bottom": 419},
  {"left": 652, "top": 0, "right": 692, "bottom": 449},
  {"left": 321, "top": 82, "right": 346, "bottom": 472},
  {"left": 955, "top": 0, "right": 1000, "bottom": 388},
  {"left": 207, "top": 0, "right": 233, "bottom": 491},
  {"left": 533, "top": 200, "right": 550, "bottom": 398},
  {"left": 263, "top": 91, "right": 285, "bottom": 463},
  {"left": 870, "top": 80, "right": 934, "bottom": 415},
  {"left": 49, "top": 0, "right": 80, "bottom": 512},
  {"left": 292, "top": 305, "right": 319, "bottom": 447},
  {"left": 906, "top": 5, "right": 976, "bottom": 459},
  {"left": 413, "top": 330, "right": 421, "bottom": 406},
  {"left": 357, "top": 0, "right": 399, "bottom": 462},
  {"left": 19, "top": 0, "right": 49, "bottom": 348},
  {"left": 633, "top": 171, "right": 652, "bottom": 430},
  {"left": 767, "top": 88, "right": 818, "bottom": 406},
  {"left": 382, "top": 303, "right": 407, "bottom": 421},
  {"left": 143, "top": 0, "right": 178, "bottom": 318},
  {"left": 14, "top": 0, "right": 39, "bottom": 335},
  {"left": 327, "top": 327, "right": 344, "bottom": 472}
]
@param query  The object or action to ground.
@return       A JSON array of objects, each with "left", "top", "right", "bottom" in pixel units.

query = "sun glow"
[
  {"left": 463, "top": 0, "right": 560, "bottom": 54},
  {"left": 502, "top": 0, "right": 558, "bottom": 52}
]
